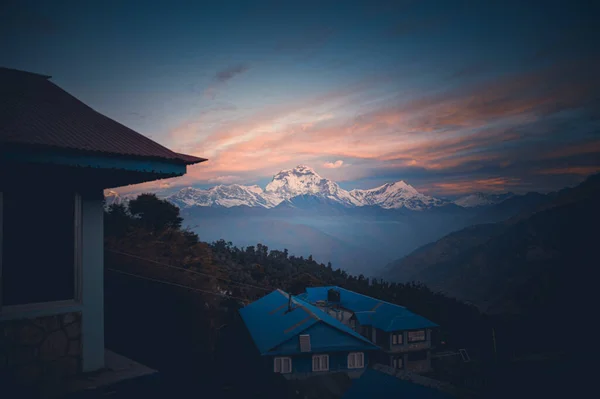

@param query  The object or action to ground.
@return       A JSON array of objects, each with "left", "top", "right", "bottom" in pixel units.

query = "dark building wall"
[{"left": 0, "top": 312, "right": 82, "bottom": 388}]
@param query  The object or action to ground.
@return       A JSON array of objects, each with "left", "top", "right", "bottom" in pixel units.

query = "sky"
[{"left": 2, "top": 0, "right": 599, "bottom": 197}]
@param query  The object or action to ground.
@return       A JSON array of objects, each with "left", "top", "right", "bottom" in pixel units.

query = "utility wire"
[
  {"left": 106, "top": 268, "right": 249, "bottom": 302},
  {"left": 106, "top": 248, "right": 272, "bottom": 292}
]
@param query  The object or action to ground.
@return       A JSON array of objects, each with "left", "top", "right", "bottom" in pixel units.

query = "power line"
[
  {"left": 106, "top": 248, "right": 272, "bottom": 292},
  {"left": 106, "top": 268, "right": 249, "bottom": 302}
]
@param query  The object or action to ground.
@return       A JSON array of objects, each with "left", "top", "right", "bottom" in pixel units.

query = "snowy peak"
[
  {"left": 167, "top": 185, "right": 282, "bottom": 209},
  {"left": 350, "top": 180, "right": 446, "bottom": 210},
  {"left": 114, "top": 165, "right": 453, "bottom": 211},
  {"left": 265, "top": 165, "right": 361, "bottom": 207},
  {"left": 454, "top": 192, "right": 515, "bottom": 207},
  {"left": 103, "top": 190, "right": 133, "bottom": 208}
]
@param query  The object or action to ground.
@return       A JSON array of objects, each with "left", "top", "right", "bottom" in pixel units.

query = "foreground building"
[
  {"left": 299, "top": 286, "right": 438, "bottom": 373},
  {"left": 239, "top": 289, "right": 379, "bottom": 379},
  {"left": 0, "top": 67, "right": 205, "bottom": 390}
]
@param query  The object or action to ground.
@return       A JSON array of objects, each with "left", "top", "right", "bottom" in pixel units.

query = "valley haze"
[{"left": 106, "top": 165, "right": 536, "bottom": 275}]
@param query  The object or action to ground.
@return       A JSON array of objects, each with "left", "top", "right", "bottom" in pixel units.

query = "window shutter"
[
  {"left": 274, "top": 357, "right": 281, "bottom": 373},
  {"left": 299, "top": 334, "right": 311, "bottom": 352}
]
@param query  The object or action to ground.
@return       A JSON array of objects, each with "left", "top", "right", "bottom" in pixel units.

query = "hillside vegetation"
[{"left": 384, "top": 173, "right": 600, "bottom": 318}]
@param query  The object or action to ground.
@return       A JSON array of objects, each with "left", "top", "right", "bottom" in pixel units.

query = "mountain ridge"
[
  {"left": 382, "top": 172, "right": 600, "bottom": 313},
  {"left": 160, "top": 165, "right": 509, "bottom": 211}
]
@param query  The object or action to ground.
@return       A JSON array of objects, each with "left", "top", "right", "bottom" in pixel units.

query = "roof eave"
[{"left": 174, "top": 152, "right": 208, "bottom": 166}]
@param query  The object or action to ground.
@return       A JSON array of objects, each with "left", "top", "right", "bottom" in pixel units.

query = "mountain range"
[
  {"left": 106, "top": 165, "right": 517, "bottom": 212},
  {"left": 159, "top": 165, "right": 499, "bottom": 211},
  {"left": 104, "top": 165, "right": 540, "bottom": 275},
  {"left": 383, "top": 173, "right": 600, "bottom": 314}
]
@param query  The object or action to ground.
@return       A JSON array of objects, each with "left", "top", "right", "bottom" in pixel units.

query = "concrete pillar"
[{"left": 81, "top": 198, "right": 104, "bottom": 372}]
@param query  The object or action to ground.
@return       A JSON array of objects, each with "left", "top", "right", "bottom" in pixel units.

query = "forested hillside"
[
  {"left": 384, "top": 173, "right": 600, "bottom": 319},
  {"left": 103, "top": 193, "right": 582, "bottom": 397},
  {"left": 104, "top": 194, "right": 486, "bottom": 353}
]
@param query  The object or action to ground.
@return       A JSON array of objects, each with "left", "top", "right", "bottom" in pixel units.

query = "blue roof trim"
[
  {"left": 304, "top": 286, "right": 438, "bottom": 332},
  {"left": 1, "top": 147, "right": 188, "bottom": 176}
]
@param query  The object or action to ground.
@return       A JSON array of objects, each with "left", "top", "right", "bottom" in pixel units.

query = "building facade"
[
  {"left": 0, "top": 67, "right": 205, "bottom": 389},
  {"left": 300, "top": 286, "right": 438, "bottom": 374},
  {"left": 239, "top": 289, "right": 379, "bottom": 380}
]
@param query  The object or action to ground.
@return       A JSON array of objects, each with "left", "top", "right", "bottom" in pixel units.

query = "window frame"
[
  {"left": 312, "top": 354, "right": 329, "bottom": 372},
  {"left": 392, "top": 332, "right": 403, "bottom": 345},
  {"left": 407, "top": 330, "right": 426, "bottom": 343},
  {"left": 274, "top": 357, "right": 292, "bottom": 373},
  {"left": 0, "top": 191, "right": 83, "bottom": 317},
  {"left": 348, "top": 352, "right": 364, "bottom": 369},
  {"left": 392, "top": 356, "right": 404, "bottom": 369}
]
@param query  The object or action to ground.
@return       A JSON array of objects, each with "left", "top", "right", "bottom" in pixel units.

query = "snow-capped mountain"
[
  {"left": 104, "top": 190, "right": 132, "bottom": 207},
  {"left": 349, "top": 181, "right": 449, "bottom": 210},
  {"left": 453, "top": 192, "right": 515, "bottom": 207},
  {"left": 167, "top": 184, "right": 282, "bottom": 209},
  {"left": 109, "top": 165, "right": 457, "bottom": 211},
  {"left": 265, "top": 165, "right": 362, "bottom": 207}
]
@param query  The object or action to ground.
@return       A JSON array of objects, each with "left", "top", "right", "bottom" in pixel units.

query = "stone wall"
[{"left": 0, "top": 312, "right": 82, "bottom": 389}]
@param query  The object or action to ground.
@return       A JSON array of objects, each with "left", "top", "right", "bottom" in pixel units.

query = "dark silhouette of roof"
[{"left": 0, "top": 67, "right": 206, "bottom": 165}]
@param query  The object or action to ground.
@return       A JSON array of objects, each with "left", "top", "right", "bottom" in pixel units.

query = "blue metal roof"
[
  {"left": 343, "top": 368, "right": 454, "bottom": 399},
  {"left": 239, "top": 289, "right": 378, "bottom": 356},
  {"left": 303, "top": 286, "right": 438, "bottom": 332}
]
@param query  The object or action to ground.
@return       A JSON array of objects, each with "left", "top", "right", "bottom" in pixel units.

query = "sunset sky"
[{"left": 2, "top": 0, "right": 599, "bottom": 197}]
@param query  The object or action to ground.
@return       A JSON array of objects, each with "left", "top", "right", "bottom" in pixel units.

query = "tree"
[
  {"left": 128, "top": 193, "right": 183, "bottom": 231},
  {"left": 104, "top": 203, "right": 132, "bottom": 237}
]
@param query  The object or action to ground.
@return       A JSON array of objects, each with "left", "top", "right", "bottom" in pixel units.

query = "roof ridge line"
[{"left": 311, "top": 286, "right": 407, "bottom": 309}]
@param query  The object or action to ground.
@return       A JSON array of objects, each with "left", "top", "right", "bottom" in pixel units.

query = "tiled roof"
[
  {"left": 303, "top": 286, "right": 438, "bottom": 332},
  {"left": 239, "top": 289, "right": 378, "bottom": 355},
  {"left": 0, "top": 67, "right": 206, "bottom": 165}
]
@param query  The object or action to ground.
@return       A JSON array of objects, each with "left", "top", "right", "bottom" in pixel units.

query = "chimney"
[{"left": 288, "top": 292, "right": 293, "bottom": 312}]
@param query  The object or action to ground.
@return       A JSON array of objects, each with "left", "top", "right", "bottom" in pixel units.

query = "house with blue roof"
[
  {"left": 300, "top": 286, "right": 438, "bottom": 374},
  {"left": 239, "top": 289, "right": 379, "bottom": 379}
]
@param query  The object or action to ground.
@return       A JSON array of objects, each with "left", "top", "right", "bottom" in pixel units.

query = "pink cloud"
[
  {"left": 207, "top": 175, "right": 245, "bottom": 184},
  {"left": 120, "top": 58, "right": 600, "bottom": 191},
  {"left": 323, "top": 160, "right": 344, "bottom": 168}
]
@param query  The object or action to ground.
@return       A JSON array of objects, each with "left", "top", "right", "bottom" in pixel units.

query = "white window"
[
  {"left": 0, "top": 191, "right": 82, "bottom": 310},
  {"left": 312, "top": 354, "right": 329, "bottom": 371},
  {"left": 348, "top": 352, "right": 364, "bottom": 369},
  {"left": 392, "top": 357, "right": 403, "bottom": 369},
  {"left": 274, "top": 357, "right": 292, "bottom": 373},
  {"left": 299, "top": 334, "right": 311, "bottom": 352},
  {"left": 392, "top": 333, "right": 403, "bottom": 345},
  {"left": 408, "top": 330, "right": 426, "bottom": 342}
]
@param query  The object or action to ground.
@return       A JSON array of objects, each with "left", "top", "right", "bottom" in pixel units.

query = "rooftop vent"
[
  {"left": 327, "top": 288, "right": 341, "bottom": 303},
  {"left": 299, "top": 334, "right": 311, "bottom": 352}
]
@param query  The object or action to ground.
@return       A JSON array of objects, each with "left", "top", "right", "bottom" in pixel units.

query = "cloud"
[
  {"left": 534, "top": 167, "right": 600, "bottom": 176},
  {"left": 133, "top": 59, "right": 600, "bottom": 194},
  {"left": 207, "top": 175, "right": 244, "bottom": 184},
  {"left": 425, "top": 177, "right": 528, "bottom": 196},
  {"left": 215, "top": 64, "right": 250, "bottom": 82},
  {"left": 323, "top": 160, "right": 344, "bottom": 169}
]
